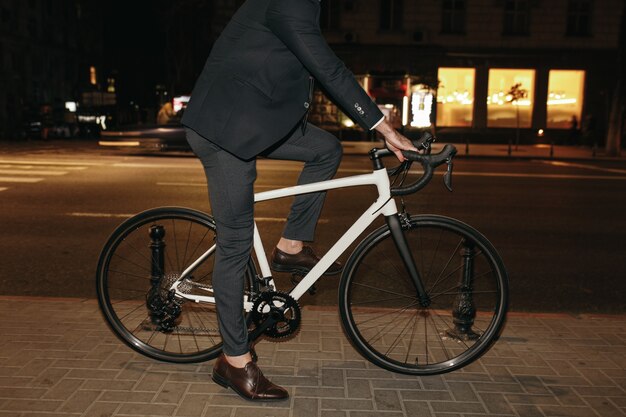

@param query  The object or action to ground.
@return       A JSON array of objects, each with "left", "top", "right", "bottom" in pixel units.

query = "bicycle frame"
[{"left": 172, "top": 166, "right": 401, "bottom": 311}]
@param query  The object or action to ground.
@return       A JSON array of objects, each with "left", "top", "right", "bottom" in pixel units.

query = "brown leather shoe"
[
  {"left": 212, "top": 354, "right": 289, "bottom": 401},
  {"left": 271, "top": 246, "right": 342, "bottom": 276}
]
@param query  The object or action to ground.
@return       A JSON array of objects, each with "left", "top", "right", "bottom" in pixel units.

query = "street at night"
[
  {"left": 2, "top": 1, "right": 626, "bottom": 413},
  {"left": 1, "top": 141, "right": 624, "bottom": 314}
]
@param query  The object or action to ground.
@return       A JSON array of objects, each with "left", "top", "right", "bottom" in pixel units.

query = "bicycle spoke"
[
  {"left": 351, "top": 282, "right": 417, "bottom": 300},
  {"left": 118, "top": 302, "right": 147, "bottom": 321},
  {"left": 426, "top": 238, "right": 464, "bottom": 295},
  {"left": 404, "top": 311, "right": 420, "bottom": 364},
  {"left": 182, "top": 221, "right": 193, "bottom": 267},
  {"left": 117, "top": 239, "right": 154, "bottom": 273},
  {"left": 341, "top": 218, "right": 507, "bottom": 374},
  {"left": 350, "top": 295, "right": 413, "bottom": 305},
  {"left": 362, "top": 302, "right": 419, "bottom": 346},
  {"left": 355, "top": 301, "right": 419, "bottom": 328},
  {"left": 427, "top": 312, "right": 452, "bottom": 362},
  {"left": 384, "top": 309, "right": 417, "bottom": 357},
  {"left": 98, "top": 209, "right": 257, "bottom": 362},
  {"left": 111, "top": 252, "right": 152, "bottom": 275}
]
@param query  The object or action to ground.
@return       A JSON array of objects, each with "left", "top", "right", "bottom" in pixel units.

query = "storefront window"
[
  {"left": 546, "top": 70, "right": 585, "bottom": 129},
  {"left": 436, "top": 68, "right": 475, "bottom": 127},
  {"left": 410, "top": 84, "right": 434, "bottom": 128},
  {"left": 487, "top": 68, "right": 535, "bottom": 128}
]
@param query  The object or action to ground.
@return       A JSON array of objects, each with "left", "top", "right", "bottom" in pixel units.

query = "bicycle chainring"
[{"left": 251, "top": 291, "right": 301, "bottom": 339}]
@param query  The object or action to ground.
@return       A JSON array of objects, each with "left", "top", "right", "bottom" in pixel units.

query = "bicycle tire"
[
  {"left": 339, "top": 214, "right": 508, "bottom": 375},
  {"left": 96, "top": 206, "right": 259, "bottom": 363}
]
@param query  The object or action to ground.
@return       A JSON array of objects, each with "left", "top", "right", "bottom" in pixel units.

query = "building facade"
[
  {"left": 316, "top": 0, "right": 623, "bottom": 144},
  {"left": 0, "top": 0, "right": 103, "bottom": 139}
]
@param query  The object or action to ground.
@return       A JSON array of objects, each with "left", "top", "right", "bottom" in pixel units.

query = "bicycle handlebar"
[
  {"left": 393, "top": 144, "right": 457, "bottom": 195},
  {"left": 370, "top": 133, "right": 457, "bottom": 196}
]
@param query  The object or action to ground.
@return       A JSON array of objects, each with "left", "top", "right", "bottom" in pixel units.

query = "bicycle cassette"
[{"left": 251, "top": 291, "right": 301, "bottom": 339}]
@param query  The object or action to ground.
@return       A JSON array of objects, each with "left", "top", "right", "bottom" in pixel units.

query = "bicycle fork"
[
  {"left": 385, "top": 213, "right": 431, "bottom": 307},
  {"left": 386, "top": 213, "right": 480, "bottom": 340}
]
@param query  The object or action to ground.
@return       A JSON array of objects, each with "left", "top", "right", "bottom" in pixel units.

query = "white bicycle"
[{"left": 96, "top": 134, "right": 509, "bottom": 375}]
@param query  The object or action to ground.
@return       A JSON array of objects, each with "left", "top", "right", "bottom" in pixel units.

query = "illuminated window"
[
  {"left": 410, "top": 85, "right": 434, "bottom": 128},
  {"left": 436, "top": 68, "right": 475, "bottom": 127},
  {"left": 89, "top": 66, "right": 97, "bottom": 85},
  {"left": 106, "top": 77, "right": 116, "bottom": 93},
  {"left": 546, "top": 70, "right": 585, "bottom": 129},
  {"left": 487, "top": 69, "right": 535, "bottom": 128}
]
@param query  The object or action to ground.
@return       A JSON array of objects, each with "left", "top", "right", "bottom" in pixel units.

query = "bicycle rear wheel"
[
  {"left": 339, "top": 215, "right": 508, "bottom": 375},
  {"left": 96, "top": 207, "right": 258, "bottom": 363}
]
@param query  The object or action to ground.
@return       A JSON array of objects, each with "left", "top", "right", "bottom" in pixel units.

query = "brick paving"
[{"left": 0, "top": 296, "right": 624, "bottom": 417}]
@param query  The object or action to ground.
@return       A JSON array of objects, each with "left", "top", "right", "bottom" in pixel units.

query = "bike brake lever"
[{"left": 443, "top": 157, "right": 454, "bottom": 192}]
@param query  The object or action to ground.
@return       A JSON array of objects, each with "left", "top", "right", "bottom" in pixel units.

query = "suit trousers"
[{"left": 185, "top": 124, "right": 342, "bottom": 356}]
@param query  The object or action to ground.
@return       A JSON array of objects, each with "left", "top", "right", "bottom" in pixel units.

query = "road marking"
[
  {"left": 157, "top": 182, "right": 204, "bottom": 187},
  {"left": 447, "top": 171, "right": 626, "bottom": 180},
  {"left": 0, "top": 187, "right": 7, "bottom": 192},
  {"left": 0, "top": 169, "right": 68, "bottom": 176},
  {"left": 0, "top": 164, "right": 86, "bottom": 170},
  {"left": 535, "top": 160, "right": 626, "bottom": 175},
  {"left": 114, "top": 162, "right": 199, "bottom": 169},
  {"left": 256, "top": 217, "right": 329, "bottom": 224},
  {"left": 157, "top": 182, "right": 281, "bottom": 189},
  {"left": 0, "top": 177, "right": 43, "bottom": 183},
  {"left": 68, "top": 212, "right": 135, "bottom": 218},
  {"left": 0, "top": 159, "right": 102, "bottom": 166},
  {"left": 67, "top": 212, "right": 328, "bottom": 223}
]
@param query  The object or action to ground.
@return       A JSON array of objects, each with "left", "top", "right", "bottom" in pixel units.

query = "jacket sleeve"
[{"left": 266, "top": 0, "right": 384, "bottom": 130}]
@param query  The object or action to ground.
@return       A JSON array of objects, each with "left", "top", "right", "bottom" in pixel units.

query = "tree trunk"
[
  {"left": 606, "top": 79, "right": 623, "bottom": 156},
  {"left": 606, "top": 4, "right": 626, "bottom": 156}
]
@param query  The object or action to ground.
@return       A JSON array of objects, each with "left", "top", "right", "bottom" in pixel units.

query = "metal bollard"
[
  {"left": 550, "top": 141, "right": 554, "bottom": 159},
  {"left": 592, "top": 141, "right": 597, "bottom": 157}
]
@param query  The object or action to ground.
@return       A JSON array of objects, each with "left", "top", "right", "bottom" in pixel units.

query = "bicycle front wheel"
[
  {"left": 339, "top": 215, "right": 508, "bottom": 375},
  {"left": 96, "top": 207, "right": 258, "bottom": 363}
]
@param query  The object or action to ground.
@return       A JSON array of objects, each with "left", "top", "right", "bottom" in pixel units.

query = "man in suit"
[{"left": 182, "top": 0, "right": 416, "bottom": 401}]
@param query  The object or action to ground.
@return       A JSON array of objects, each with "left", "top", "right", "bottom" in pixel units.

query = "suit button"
[{"left": 304, "top": 102, "right": 310, "bottom": 109}]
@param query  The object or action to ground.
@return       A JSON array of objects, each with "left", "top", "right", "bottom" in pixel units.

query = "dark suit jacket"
[{"left": 181, "top": 0, "right": 384, "bottom": 160}]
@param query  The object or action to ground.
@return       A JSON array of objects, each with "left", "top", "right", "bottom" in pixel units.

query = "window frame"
[
  {"left": 441, "top": 0, "right": 466, "bottom": 35},
  {"left": 566, "top": 0, "right": 593, "bottom": 37},
  {"left": 502, "top": 0, "right": 531, "bottom": 36},
  {"left": 320, "top": 0, "right": 341, "bottom": 31},
  {"left": 379, "top": 0, "right": 404, "bottom": 32}
]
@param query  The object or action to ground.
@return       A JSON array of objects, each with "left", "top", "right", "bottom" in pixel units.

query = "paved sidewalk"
[{"left": 0, "top": 297, "right": 624, "bottom": 417}]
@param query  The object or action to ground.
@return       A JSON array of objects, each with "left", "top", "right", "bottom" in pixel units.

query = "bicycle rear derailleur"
[
  {"left": 250, "top": 291, "right": 301, "bottom": 339},
  {"left": 146, "top": 273, "right": 185, "bottom": 332}
]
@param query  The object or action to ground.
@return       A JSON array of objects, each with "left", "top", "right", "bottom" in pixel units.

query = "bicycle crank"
[{"left": 250, "top": 291, "right": 301, "bottom": 339}]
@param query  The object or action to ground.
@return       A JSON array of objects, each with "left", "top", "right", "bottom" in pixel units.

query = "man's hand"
[{"left": 374, "top": 118, "right": 417, "bottom": 161}]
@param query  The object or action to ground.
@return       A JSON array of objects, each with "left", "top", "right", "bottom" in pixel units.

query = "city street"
[{"left": 0, "top": 141, "right": 625, "bottom": 313}]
